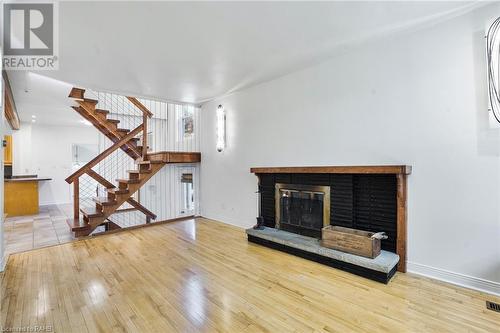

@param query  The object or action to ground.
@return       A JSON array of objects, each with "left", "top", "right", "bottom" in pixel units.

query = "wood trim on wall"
[
  {"left": 251, "top": 165, "right": 412, "bottom": 175},
  {"left": 396, "top": 174, "right": 408, "bottom": 272},
  {"left": 3, "top": 71, "right": 20, "bottom": 130}
]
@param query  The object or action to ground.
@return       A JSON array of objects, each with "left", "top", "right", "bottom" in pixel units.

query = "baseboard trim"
[
  {"left": 408, "top": 261, "right": 500, "bottom": 297},
  {"left": 200, "top": 213, "right": 253, "bottom": 229},
  {"left": 39, "top": 202, "right": 72, "bottom": 207}
]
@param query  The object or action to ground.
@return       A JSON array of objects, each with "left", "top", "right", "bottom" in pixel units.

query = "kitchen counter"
[
  {"left": 5, "top": 176, "right": 52, "bottom": 182},
  {"left": 4, "top": 175, "right": 52, "bottom": 216}
]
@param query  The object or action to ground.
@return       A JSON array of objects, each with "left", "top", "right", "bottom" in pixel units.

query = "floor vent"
[{"left": 486, "top": 301, "right": 500, "bottom": 313}]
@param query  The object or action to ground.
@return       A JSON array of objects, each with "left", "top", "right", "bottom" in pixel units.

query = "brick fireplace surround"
[{"left": 250, "top": 165, "right": 411, "bottom": 278}]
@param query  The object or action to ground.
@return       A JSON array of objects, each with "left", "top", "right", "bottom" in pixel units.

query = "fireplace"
[
  {"left": 249, "top": 166, "right": 411, "bottom": 281},
  {"left": 275, "top": 183, "right": 330, "bottom": 238}
]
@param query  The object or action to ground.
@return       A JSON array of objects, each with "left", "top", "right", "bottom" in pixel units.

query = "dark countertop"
[{"left": 5, "top": 175, "right": 52, "bottom": 182}]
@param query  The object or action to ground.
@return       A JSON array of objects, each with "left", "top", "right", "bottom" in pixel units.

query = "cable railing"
[
  {"left": 66, "top": 89, "right": 151, "bottom": 231},
  {"left": 68, "top": 87, "right": 202, "bottom": 233}
]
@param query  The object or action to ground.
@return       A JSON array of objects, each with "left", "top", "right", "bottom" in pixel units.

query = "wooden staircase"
[{"left": 66, "top": 87, "right": 201, "bottom": 237}]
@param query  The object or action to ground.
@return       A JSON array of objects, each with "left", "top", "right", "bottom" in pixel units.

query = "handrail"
[
  {"left": 66, "top": 124, "right": 144, "bottom": 184},
  {"left": 126, "top": 96, "right": 153, "bottom": 118}
]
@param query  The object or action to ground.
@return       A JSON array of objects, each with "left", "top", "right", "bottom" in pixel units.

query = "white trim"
[
  {"left": 200, "top": 214, "right": 253, "bottom": 230},
  {"left": 39, "top": 201, "right": 72, "bottom": 207},
  {"left": 408, "top": 261, "right": 500, "bottom": 297}
]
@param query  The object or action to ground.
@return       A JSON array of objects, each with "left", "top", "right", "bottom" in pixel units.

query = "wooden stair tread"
[
  {"left": 95, "top": 109, "right": 109, "bottom": 115},
  {"left": 81, "top": 207, "right": 103, "bottom": 217},
  {"left": 116, "top": 178, "right": 140, "bottom": 184},
  {"left": 66, "top": 218, "right": 89, "bottom": 231},
  {"left": 83, "top": 98, "right": 98, "bottom": 104},
  {"left": 107, "top": 188, "right": 129, "bottom": 195},
  {"left": 128, "top": 169, "right": 151, "bottom": 174},
  {"left": 68, "top": 87, "right": 85, "bottom": 99},
  {"left": 117, "top": 128, "right": 130, "bottom": 133},
  {"left": 136, "top": 160, "right": 163, "bottom": 165},
  {"left": 93, "top": 197, "right": 117, "bottom": 206},
  {"left": 107, "top": 119, "right": 120, "bottom": 124}
]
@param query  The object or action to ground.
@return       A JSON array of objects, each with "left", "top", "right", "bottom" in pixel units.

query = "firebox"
[{"left": 275, "top": 183, "right": 330, "bottom": 238}]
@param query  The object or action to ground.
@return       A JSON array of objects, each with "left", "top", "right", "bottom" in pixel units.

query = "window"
[
  {"left": 177, "top": 106, "right": 194, "bottom": 141},
  {"left": 180, "top": 173, "right": 194, "bottom": 214}
]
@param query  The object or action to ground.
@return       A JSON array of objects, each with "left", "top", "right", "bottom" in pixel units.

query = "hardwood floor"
[{"left": 1, "top": 218, "right": 499, "bottom": 332}]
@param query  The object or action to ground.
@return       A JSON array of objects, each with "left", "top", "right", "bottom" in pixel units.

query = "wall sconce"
[
  {"left": 487, "top": 17, "right": 500, "bottom": 124},
  {"left": 216, "top": 104, "right": 226, "bottom": 152}
]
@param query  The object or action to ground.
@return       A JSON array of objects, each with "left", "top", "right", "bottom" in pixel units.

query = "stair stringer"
[{"left": 85, "top": 162, "right": 166, "bottom": 234}]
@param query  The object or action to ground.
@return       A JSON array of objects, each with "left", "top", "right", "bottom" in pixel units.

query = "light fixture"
[
  {"left": 216, "top": 104, "right": 226, "bottom": 152},
  {"left": 80, "top": 119, "right": 92, "bottom": 126},
  {"left": 31, "top": 119, "right": 36, "bottom": 123},
  {"left": 31, "top": 115, "right": 36, "bottom": 118},
  {"left": 487, "top": 17, "right": 500, "bottom": 123}
]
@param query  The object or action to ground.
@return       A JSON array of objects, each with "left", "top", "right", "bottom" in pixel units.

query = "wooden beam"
[
  {"left": 250, "top": 165, "right": 412, "bottom": 175},
  {"left": 74, "top": 179, "right": 79, "bottom": 220},
  {"left": 2, "top": 71, "right": 20, "bottom": 130},
  {"left": 65, "top": 124, "right": 143, "bottom": 184},
  {"left": 142, "top": 113, "right": 148, "bottom": 159},
  {"left": 126, "top": 96, "right": 153, "bottom": 117},
  {"left": 104, "top": 219, "right": 122, "bottom": 231},
  {"left": 86, "top": 169, "right": 115, "bottom": 189},
  {"left": 396, "top": 174, "right": 408, "bottom": 273},
  {"left": 126, "top": 198, "right": 157, "bottom": 220}
]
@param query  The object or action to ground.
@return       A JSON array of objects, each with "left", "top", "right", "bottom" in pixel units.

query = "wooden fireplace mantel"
[
  {"left": 250, "top": 165, "right": 411, "bottom": 273},
  {"left": 250, "top": 165, "right": 412, "bottom": 175}
]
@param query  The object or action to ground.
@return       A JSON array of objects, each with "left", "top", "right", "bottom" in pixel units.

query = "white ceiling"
[{"left": 7, "top": 1, "right": 486, "bottom": 126}]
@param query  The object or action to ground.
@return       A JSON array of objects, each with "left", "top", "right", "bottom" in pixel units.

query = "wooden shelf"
[
  {"left": 250, "top": 165, "right": 411, "bottom": 175},
  {"left": 148, "top": 151, "right": 201, "bottom": 163}
]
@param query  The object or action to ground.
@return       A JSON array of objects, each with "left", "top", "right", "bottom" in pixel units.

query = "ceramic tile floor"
[{"left": 3, "top": 204, "right": 76, "bottom": 257}]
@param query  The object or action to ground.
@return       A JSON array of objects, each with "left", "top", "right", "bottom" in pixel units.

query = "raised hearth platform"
[{"left": 247, "top": 227, "right": 399, "bottom": 283}]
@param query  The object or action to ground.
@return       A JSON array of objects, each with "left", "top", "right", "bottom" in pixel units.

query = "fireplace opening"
[{"left": 275, "top": 183, "right": 330, "bottom": 238}]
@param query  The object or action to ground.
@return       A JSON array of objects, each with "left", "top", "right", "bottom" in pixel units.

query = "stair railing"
[
  {"left": 67, "top": 93, "right": 154, "bottom": 222},
  {"left": 66, "top": 124, "right": 144, "bottom": 220}
]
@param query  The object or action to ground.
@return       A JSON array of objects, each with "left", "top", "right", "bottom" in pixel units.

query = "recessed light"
[
  {"left": 80, "top": 120, "right": 92, "bottom": 126},
  {"left": 31, "top": 115, "right": 36, "bottom": 118},
  {"left": 31, "top": 119, "right": 36, "bottom": 123}
]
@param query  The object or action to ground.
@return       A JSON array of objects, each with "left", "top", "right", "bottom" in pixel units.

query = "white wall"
[
  {"left": 201, "top": 4, "right": 500, "bottom": 294},
  {"left": 12, "top": 122, "right": 98, "bottom": 205},
  {"left": 140, "top": 164, "right": 200, "bottom": 220}
]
